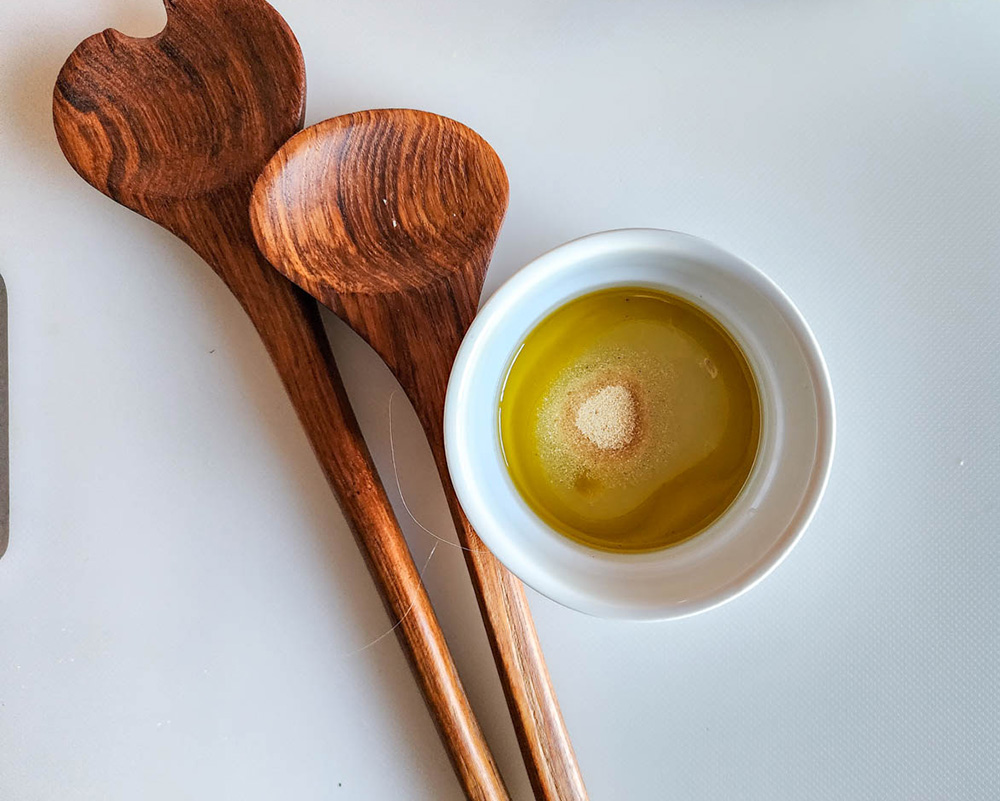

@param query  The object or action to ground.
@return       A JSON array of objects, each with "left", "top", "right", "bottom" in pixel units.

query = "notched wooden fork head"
[{"left": 52, "top": 0, "right": 305, "bottom": 217}]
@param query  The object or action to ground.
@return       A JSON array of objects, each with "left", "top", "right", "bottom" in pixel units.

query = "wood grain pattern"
[
  {"left": 250, "top": 109, "right": 589, "bottom": 801},
  {"left": 52, "top": 3, "right": 509, "bottom": 799}
]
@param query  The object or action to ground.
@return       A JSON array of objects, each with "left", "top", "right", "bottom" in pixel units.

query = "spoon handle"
[
  {"left": 427, "top": 438, "right": 590, "bottom": 801},
  {"left": 186, "top": 216, "right": 510, "bottom": 800}
]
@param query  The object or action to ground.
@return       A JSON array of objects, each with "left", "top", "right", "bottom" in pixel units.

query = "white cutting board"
[{"left": 0, "top": 1, "right": 997, "bottom": 798}]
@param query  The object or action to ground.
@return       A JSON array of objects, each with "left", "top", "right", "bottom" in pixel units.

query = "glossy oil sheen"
[{"left": 498, "top": 287, "right": 761, "bottom": 553}]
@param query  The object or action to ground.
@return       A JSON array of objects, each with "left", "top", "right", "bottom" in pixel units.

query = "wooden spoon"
[
  {"left": 250, "top": 109, "right": 589, "bottom": 801},
  {"left": 52, "top": 2, "right": 508, "bottom": 798}
]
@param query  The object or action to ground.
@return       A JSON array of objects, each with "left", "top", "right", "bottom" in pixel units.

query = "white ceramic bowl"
[{"left": 445, "top": 229, "right": 835, "bottom": 620}]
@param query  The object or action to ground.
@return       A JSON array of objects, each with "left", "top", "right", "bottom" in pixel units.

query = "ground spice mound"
[
  {"left": 535, "top": 349, "right": 671, "bottom": 492},
  {"left": 574, "top": 384, "right": 637, "bottom": 450}
]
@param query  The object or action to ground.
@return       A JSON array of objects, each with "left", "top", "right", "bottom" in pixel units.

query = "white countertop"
[{"left": 1, "top": 1, "right": 998, "bottom": 798}]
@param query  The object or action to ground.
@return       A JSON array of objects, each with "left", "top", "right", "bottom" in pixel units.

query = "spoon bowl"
[
  {"left": 54, "top": 0, "right": 303, "bottom": 207},
  {"left": 256, "top": 110, "right": 507, "bottom": 295}
]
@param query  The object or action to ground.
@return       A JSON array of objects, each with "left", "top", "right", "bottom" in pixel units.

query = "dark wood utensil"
[
  {"left": 250, "top": 109, "right": 589, "bottom": 801},
  {"left": 52, "top": 2, "right": 508, "bottom": 798}
]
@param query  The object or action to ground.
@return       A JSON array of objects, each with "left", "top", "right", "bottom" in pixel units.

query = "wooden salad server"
[
  {"left": 52, "top": 1, "right": 508, "bottom": 798},
  {"left": 250, "top": 109, "right": 589, "bottom": 801}
]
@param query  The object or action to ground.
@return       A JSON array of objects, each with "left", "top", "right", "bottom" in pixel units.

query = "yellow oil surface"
[{"left": 498, "top": 287, "right": 760, "bottom": 553}]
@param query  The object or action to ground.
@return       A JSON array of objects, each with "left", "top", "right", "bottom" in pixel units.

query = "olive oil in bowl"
[{"left": 498, "top": 287, "right": 760, "bottom": 553}]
